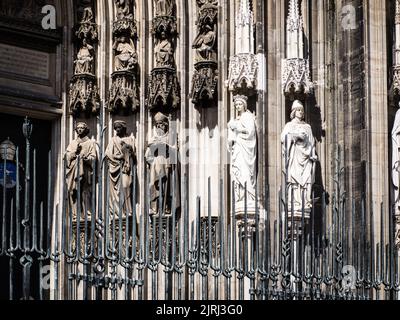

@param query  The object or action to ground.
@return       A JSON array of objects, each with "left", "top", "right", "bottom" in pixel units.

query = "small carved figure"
[
  {"left": 193, "top": 23, "right": 216, "bottom": 63},
  {"left": 81, "top": 7, "right": 94, "bottom": 23},
  {"left": 154, "top": 30, "right": 174, "bottom": 67},
  {"left": 154, "top": 0, "right": 173, "bottom": 16},
  {"left": 114, "top": 36, "right": 138, "bottom": 71},
  {"left": 115, "top": 0, "right": 132, "bottom": 19},
  {"left": 65, "top": 122, "right": 97, "bottom": 221},
  {"left": 74, "top": 38, "right": 94, "bottom": 74}
]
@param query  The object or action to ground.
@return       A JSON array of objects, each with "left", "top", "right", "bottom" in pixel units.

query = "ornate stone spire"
[
  {"left": 392, "top": 0, "right": 400, "bottom": 95},
  {"left": 227, "top": 0, "right": 258, "bottom": 95},
  {"left": 235, "top": 0, "right": 254, "bottom": 54},
  {"left": 282, "top": 0, "right": 313, "bottom": 98}
]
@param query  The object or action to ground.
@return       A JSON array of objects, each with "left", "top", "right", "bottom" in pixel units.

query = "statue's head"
[
  {"left": 233, "top": 95, "right": 248, "bottom": 113},
  {"left": 154, "top": 112, "right": 169, "bottom": 135},
  {"left": 75, "top": 122, "right": 89, "bottom": 137},
  {"left": 114, "top": 120, "right": 127, "bottom": 137},
  {"left": 290, "top": 100, "right": 305, "bottom": 121}
]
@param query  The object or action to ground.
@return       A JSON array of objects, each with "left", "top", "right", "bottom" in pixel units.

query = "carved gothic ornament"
[
  {"left": 227, "top": 53, "right": 258, "bottom": 94},
  {"left": 75, "top": 7, "right": 98, "bottom": 41},
  {"left": 69, "top": 74, "right": 99, "bottom": 114},
  {"left": 147, "top": 68, "right": 180, "bottom": 110},
  {"left": 191, "top": 0, "right": 218, "bottom": 106},
  {"left": 108, "top": 71, "right": 139, "bottom": 113},
  {"left": 69, "top": 4, "right": 100, "bottom": 115},
  {"left": 393, "top": 66, "right": 400, "bottom": 96},
  {"left": 281, "top": 58, "right": 314, "bottom": 97},
  {"left": 151, "top": 16, "right": 177, "bottom": 38},
  {"left": 191, "top": 63, "right": 218, "bottom": 106},
  {"left": 109, "top": 0, "right": 140, "bottom": 114}
]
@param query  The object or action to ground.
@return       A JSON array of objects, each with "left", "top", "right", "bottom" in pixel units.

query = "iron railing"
[{"left": 0, "top": 118, "right": 399, "bottom": 300}]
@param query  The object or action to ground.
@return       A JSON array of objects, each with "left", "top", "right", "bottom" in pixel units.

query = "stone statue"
[
  {"left": 145, "top": 112, "right": 180, "bottom": 215},
  {"left": 105, "top": 121, "right": 136, "bottom": 217},
  {"left": 81, "top": 7, "right": 94, "bottom": 23},
  {"left": 154, "top": 31, "right": 174, "bottom": 68},
  {"left": 115, "top": 0, "right": 133, "bottom": 19},
  {"left": 391, "top": 105, "right": 400, "bottom": 247},
  {"left": 65, "top": 122, "right": 97, "bottom": 221},
  {"left": 113, "top": 36, "right": 138, "bottom": 71},
  {"left": 155, "top": 0, "right": 173, "bottom": 16},
  {"left": 228, "top": 95, "right": 257, "bottom": 206},
  {"left": 281, "top": 100, "right": 317, "bottom": 216},
  {"left": 74, "top": 38, "right": 94, "bottom": 75},
  {"left": 193, "top": 23, "right": 216, "bottom": 63}
]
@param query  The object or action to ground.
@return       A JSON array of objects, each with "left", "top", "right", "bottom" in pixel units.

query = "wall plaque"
[{"left": 0, "top": 43, "right": 50, "bottom": 80}]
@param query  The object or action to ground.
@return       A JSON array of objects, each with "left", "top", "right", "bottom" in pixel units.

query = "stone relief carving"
[
  {"left": 154, "top": 0, "right": 174, "bottom": 16},
  {"left": 105, "top": 121, "right": 136, "bottom": 217},
  {"left": 147, "top": 0, "right": 180, "bottom": 111},
  {"left": 191, "top": 0, "right": 218, "bottom": 106},
  {"left": 145, "top": 112, "right": 180, "bottom": 216},
  {"left": 109, "top": 0, "right": 139, "bottom": 114},
  {"left": 281, "top": 100, "right": 317, "bottom": 219},
  {"left": 65, "top": 122, "right": 97, "bottom": 221},
  {"left": 69, "top": 4, "right": 100, "bottom": 115},
  {"left": 228, "top": 95, "right": 257, "bottom": 215}
]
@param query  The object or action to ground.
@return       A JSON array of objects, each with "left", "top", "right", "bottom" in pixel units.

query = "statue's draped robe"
[
  {"left": 75, "top": 45, "right": 93, "bottom": 74},
  {"left": 65, "top": 137, "right": 97, "bottom": 220},
  {"left": 115, "top": 42, "right": 137, "bottom": 71},
  {"left": 281, "top": 119, "right": 317, "bottom": 213},
  {"left": 228, "top": 110, "right": 257, "bottom": 202},
  {"left": 391, "top": 109, "right": 400, "bottom": 248},
  {"left": 145, "top": 131, "right": 180, "bottom": 215},
  {"left": 155, "top": 39, "right": 173, "bottom": 67},
  {"left": 105, "top": 135, "right": 136, "bottom": 216}
]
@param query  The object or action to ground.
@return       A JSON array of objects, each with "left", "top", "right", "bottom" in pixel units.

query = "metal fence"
[{"left": 1, "top": 118, "right": 399, "bottom": 300}]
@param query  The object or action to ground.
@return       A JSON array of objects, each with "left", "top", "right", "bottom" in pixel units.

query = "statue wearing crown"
[
  {"left": 228, "top": 95, "right": 257, "bottom": 212},
  {"left": 145, "top": 112, "right": 180, "bottom": 216}
]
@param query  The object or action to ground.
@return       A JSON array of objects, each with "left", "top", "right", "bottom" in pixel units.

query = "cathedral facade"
[{"left": 0, "top": 0, "right": 399, "bottom": 300}]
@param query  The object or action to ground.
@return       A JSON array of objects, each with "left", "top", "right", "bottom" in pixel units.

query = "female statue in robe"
[
  {"left": 391, "top": 104, "right": 400, "bottom": 248},
  {"left": 74, "top": 38, "right": 94, "bottom": 74},
  {"left": 228, "top": 95, "right": 257, "bottom": 205}
]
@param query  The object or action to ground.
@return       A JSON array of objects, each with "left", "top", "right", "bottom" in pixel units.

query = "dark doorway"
[{"left": 0, "top": 113, "right": 52, "bottom": 300}]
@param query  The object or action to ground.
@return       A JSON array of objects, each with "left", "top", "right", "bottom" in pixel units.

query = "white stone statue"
[
  {"left": 391, "top": 105, "right": 400, "bottom": 247},
  {"left": 281, "top": 100, "right": 317, "bottom": 217},
  {"left": 228, "top": 95, "right": 257, "bottom": 209}
]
